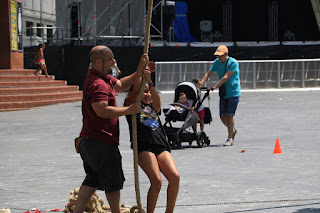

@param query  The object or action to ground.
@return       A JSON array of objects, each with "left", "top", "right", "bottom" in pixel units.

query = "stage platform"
[{"left": 150, "top": 40, "right": 320, "bottom": 48}]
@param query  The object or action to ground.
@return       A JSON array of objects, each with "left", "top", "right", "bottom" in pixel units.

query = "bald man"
[{"left": 74, "top": 45, "right": 150, "bottom": 213}]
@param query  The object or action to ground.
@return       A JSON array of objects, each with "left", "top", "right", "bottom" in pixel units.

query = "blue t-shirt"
[{"left": 209, "top": 56, "right": 241, "bottom": 98}]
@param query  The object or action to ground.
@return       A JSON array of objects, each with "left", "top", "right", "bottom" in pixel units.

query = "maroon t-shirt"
[{"left": 80, "top": 68, "right": 119, "bottom": 145}]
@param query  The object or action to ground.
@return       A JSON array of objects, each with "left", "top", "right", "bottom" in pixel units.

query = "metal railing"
[
  {"left": 25, "top": 26, "right": 67, "bottom": 46},
  {"left": 155, "top": 59, "right": 320, "bottom": 91},
  {"left": 25, "top": 26, "right": 145, "bottom": 47}
]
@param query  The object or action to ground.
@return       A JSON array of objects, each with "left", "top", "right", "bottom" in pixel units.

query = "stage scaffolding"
[
  {"left": 33, "top": 0, "right": 320, "bottom": 47},
  {"left": 53, "top": 0, "right": 173, "bottom": 46}
]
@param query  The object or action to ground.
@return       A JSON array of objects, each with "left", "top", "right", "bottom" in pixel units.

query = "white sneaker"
[{"left": 224, "top": 139, "right": 233, "bottom": 146}]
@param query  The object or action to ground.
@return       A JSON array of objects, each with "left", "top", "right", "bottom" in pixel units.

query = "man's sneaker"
[
  {"left": 224, "top": 139, "right": 233, "bottom": 146},
  {"left": 232, "top": 128, "right": 237, "bottom": 141}
]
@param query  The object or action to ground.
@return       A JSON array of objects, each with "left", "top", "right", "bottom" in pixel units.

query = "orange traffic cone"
[{"left": 273, "top": 138, "right": 282, "bottom": 154}]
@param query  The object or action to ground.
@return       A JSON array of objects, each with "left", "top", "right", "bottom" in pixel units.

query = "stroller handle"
[{"left": 200, "top": 87, "right": 213, "bottom": 91}]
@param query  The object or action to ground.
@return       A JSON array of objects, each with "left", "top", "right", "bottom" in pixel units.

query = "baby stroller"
[{"left": 163, "top": 82, "right": 212, "bottom": 148}]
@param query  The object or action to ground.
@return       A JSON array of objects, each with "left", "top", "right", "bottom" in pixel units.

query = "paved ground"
[{"left": 1, "top": 89, "right": 320, "bottom": 213}]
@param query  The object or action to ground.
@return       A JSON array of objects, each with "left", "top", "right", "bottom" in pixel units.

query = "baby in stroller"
[
  {"left": 173, "top": 92, "right": 193, "bottom": 113},
  {"left": 163, "top": 82, "right": 212, "bottom": 148}
]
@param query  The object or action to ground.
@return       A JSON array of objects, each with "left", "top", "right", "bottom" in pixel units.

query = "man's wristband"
[{"left": 148, "top": 82, "right": 155, "bottom": 87}]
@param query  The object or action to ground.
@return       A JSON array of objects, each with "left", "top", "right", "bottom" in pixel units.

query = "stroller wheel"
[
  {"left": 197, "top": 139, "right": 204, "bottom": 148},
  {"left": 175, "top": 137, "right": 181, "bottom": 148},
  {"left": 169, "top": 139, "right": 176, "bottom": 148},
  {"left": 196, "top": 133, "right": 204, "bottom": 148},
  {"left": 201, "top": 132, "right": 210, "bottom": 146},
  {"left": 168, "top": 139, "right": 174, "bottom": 148},
  {"left": 205, "top": 137, "right": 210, "bottom": 146},
  {"left": 170, "top": 137, "right": 181, "bottom": 149}
]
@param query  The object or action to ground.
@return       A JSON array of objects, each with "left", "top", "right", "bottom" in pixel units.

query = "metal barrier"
[
  {"left": 155, "top": 59, "right": 320, "bottom": 91},
  {"left": 26, "top": 26, "right": 144, "bottom": 47}
]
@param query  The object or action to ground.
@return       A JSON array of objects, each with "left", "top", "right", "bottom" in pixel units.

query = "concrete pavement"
[{"left": 1, "top": 89, "right": 320, "bottom": 213}]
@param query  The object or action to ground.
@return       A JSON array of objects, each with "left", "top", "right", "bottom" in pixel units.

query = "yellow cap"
[{"left": 214, "top": 45, "right": 228, "bottom": 56}]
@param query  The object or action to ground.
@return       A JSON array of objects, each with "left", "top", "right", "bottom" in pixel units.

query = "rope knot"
[{"left": 130, "top": 205, "right": 145, "bottom": 213}]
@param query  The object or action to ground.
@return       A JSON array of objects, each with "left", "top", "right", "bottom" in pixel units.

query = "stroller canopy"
[{"left": 174, "top": 82, "right": 199, "bottom": 105}]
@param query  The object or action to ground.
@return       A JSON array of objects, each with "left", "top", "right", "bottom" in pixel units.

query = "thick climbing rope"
[{"left": 130, "top": 0, "right": 154, "bottom": 213}]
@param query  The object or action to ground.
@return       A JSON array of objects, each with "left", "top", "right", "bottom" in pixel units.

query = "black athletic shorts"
[
  {"left": 131, "top": 143, "right": 169, "bottom": 156},
  {"left": 79, "top": 137, "right": 125, "bottom": 193}
]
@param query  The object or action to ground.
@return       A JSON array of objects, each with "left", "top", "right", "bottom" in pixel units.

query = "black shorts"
[
  {"left": 131, "top": 143, "right": 170, "bottom": 156},
  {"left": 79, "top": 137, "right": 125, "bottom": 193}
]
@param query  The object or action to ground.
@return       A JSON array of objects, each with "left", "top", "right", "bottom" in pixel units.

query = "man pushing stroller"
[{"left": 198, "top": 45, "right": 241, "bottom": 146}]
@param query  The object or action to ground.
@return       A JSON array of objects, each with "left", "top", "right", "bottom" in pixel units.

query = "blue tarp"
[{"left": 174, "top": 1, "right": 197, "bottom": 42}]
